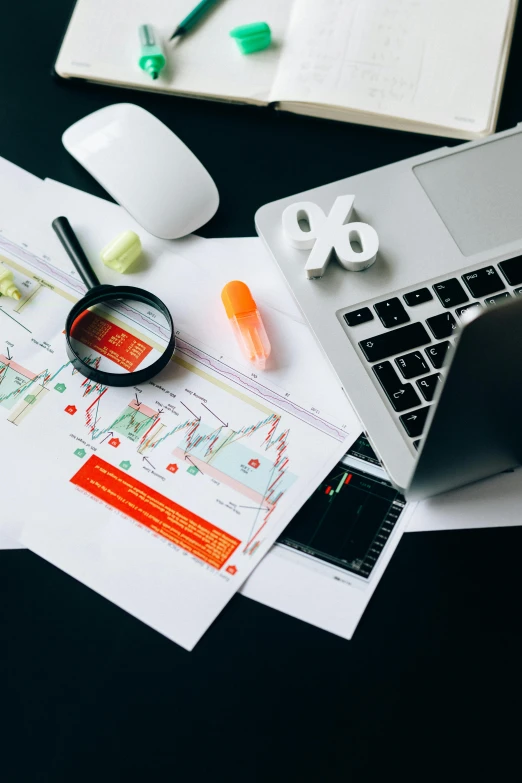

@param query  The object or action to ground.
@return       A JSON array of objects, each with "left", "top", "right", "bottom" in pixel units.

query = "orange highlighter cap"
[
  {"left": 221, "top": 281, "right": 271, "bottom": 370},
  {"left": 221, "top": 280, "right": 257, "bottom": 317}
]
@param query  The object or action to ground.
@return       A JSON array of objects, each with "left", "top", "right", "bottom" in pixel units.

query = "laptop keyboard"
[{"left": 342, "top": 255, "right": 522, "bottom": 451}]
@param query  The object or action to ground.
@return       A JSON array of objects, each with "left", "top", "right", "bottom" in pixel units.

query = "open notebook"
[{"left": 56, "top": 0, "right": 518, "bottom": 140}]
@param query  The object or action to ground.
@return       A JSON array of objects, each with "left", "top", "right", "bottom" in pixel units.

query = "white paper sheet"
[
  {"left": 0, "top": 167, "right": 360, "bottom": 648},
  {"left": 241, "top": 434, "right": 414, "bottom": 639},
  {"left": 270, "top": 0, "right": 513, "bottom": 136},
  {"left": 33, "top": 180, "right": 418, "bottom": 642},
  {"left": 28, "top": 183, "right": 415, "bottom": 640},
  {"left": 56, "top": 0, "right": 293, "bottom": 104},
  {"left": 0, "top": 159, "right": 43, "bottom": 550},
  {"left": 42, "top": 183, "right": 350, "bottom": 418},
  {"left": 0, "top": 532, "right": 24, "bottom": 549},
  {"left": 187, "top": 236, "right": 304, "bottom": 324},
  {"left": 0, "top": 155, "right": 42, "bottom": 204}
]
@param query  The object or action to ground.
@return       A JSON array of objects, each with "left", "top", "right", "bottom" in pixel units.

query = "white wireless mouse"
[{"left": 62, "top": 103, "right": 219, "bottom": 239}]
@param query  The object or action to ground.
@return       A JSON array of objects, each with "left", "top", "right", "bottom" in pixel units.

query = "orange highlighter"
[{"left": 221, "top": 281, "right": 271, "bottom": 370}]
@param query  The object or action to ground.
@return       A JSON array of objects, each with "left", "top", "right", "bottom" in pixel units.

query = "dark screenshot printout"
[{"left": 277, "top": 434, "right": 406, "bottom": 580}]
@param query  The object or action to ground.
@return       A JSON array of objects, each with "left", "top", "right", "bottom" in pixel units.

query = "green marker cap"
[{"left": 229, "top": 22, "right": 271, "bottom": 55}]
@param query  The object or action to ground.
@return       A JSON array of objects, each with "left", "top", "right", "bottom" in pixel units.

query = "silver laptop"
[{"left": 255, "top": 124, "right": 522, "bottom": 500}]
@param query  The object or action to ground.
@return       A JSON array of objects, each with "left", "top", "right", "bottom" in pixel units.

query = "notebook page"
[
  {"left": 270, "top": 0, "right": 514, "bottom": 134},
  {"left": 56, "top": 0, "right": 293, "bottom": 104}
]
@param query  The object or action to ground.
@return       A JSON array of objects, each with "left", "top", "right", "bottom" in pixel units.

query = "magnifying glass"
[{"left": 52, "top": 217, "right": 175, "bottom": 387}]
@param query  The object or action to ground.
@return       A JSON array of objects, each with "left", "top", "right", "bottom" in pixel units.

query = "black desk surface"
[{"left": 2, "top": 2, "right": 522, "bottom": 780}]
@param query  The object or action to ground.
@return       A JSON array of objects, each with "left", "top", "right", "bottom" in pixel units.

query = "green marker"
[{"left": 138, "top": 24, "right": 166, "bottom": 80}]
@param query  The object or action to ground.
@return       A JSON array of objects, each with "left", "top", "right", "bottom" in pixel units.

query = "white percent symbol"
[{"left": 282, "top": 195, "right": 379, "bottom": 279}]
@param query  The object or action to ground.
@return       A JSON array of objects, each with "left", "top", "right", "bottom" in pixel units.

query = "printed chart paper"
[
  {"left": 241, "top": 434, "right": 413, "bottom": 639},
  {"left": 0, "top": 223, "right": 354, "bottom": 649}
]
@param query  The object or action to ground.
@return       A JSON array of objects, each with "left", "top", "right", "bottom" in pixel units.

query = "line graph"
[
  {"left": 0, "top": 340, "right": 298, "bottom": 549},
  {"left": 0, "top": 227, "right": 350, "bottom": 566},
  {"left": 0, "top": 237, "right": 167, "bottom": 347},
  {"left": 175, "top": 338, "right": 346, "bottom": 441},
  {"left": 0, "top": 234, "right": 345, "bottom": 442},
  {"left": 0, "top": 353, "right": 107, "bottom": 409},
  {"left": 0, "top": 226, "right": 348, "bottom": 447},
  {"left": 0, "top": 221, "right": 362, "bottom": 635},
  {"left": 7, "top": 384, "right": 49, "bottom": 424},
  {"left": 173, "top": 411, "right": 294, "bottom": 536},
  {"left": 79, "top": 386, "right": 296, "bottom": 547},
  {"left": 0, "top": 355, "right": 38, "bottom": 410},
  {"left": 0, "top": 335, "right": 324, "bottom": 559},
  {"left": 0, "top": 236, "right": 85, "bottom": 295},
  {"left": 111, "top": 400, "right": 160, "bottom": 443},
  {"left": 87, "top": 395, "right": 295, "bottom": 530}
]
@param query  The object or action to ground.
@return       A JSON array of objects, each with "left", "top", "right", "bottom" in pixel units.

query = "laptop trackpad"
[{"left": 413, "top": 133, "right": 522, "bottom": 257}]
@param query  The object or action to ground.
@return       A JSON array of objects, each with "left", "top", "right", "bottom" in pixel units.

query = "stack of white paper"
[
  {"left": 2, "top": 158, "right": 518, "bottom": 649},
  {"left": 1, "top": 158, "right": 411, "bottom": 648}
]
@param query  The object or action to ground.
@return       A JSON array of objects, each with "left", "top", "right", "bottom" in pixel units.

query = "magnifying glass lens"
[{"left": 69, "top": 297, "right": 172, "bottom": 378}]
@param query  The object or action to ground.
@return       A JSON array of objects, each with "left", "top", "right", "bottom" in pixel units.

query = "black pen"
[{"left": 169, "top": 0, "right": 220, "bottom": 41}]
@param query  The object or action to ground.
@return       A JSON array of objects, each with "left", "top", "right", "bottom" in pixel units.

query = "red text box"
[
  {"left": 71, "top": 455, "right": 240, "bottom": 569},
  {"left": 71, "top": 311, "right": 152, "bottom": 372}
]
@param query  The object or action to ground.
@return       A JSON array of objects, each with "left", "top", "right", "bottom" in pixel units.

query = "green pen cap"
[
  {"left": 138, "top": 24, "right": 166, "bottom": 80},
  {"left": 229, "top": 22, "right": 271, "bottom": 55}
]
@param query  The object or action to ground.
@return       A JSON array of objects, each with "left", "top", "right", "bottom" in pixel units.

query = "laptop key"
[
  {"left": 416, "top": 373, "right": 442, "bottom": 401},
  {"left": 515, "top": 287, "right": 522, "bottom": 296},
  {"left": 372, "top": 362, "right": 421, "bottom": 411},
  {"left": 425, "top": 341, "right": 451, "bottom": 369},
  {"left": 426, "top": 312, "right": 458, "bottom": 339},
  {"left": 358, "top": 322, "right": 431, "bottom": 362},
  {"left": 395, "top": 350, "right": 429, "bottom": 379},
  {"left": 461, "top": 266, "right": 504, "bottom": 297},
  {"left": 344, "top": 307, "right": 373, "bottom": 327},
  {"left": 399, "top": 406, "right": 430, "bottom": 438},
  {"left": 374, "top": 297, "right": 410, "bottom": 328},
  {"left": 498, "top": 256, "right": 522, "bottom": 286},
  {"left": 403, "top": 288, "right": 433, "bottom": 306},
  {"left": 413, "top": 440, "right": 421, "bottom": 450},
  {"left": 456, "top": 302, "right": 481, "bottom": 319},
  {"left": 485, "top": 292, "right": 511, "bottom": 306},
  {"left": 433, "top": 278, "right": 468, "bottom": 308}
]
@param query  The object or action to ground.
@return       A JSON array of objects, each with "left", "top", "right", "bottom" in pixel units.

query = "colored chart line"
[
  {"left": 0, "top": 356, "right": 102, "bottom": 414},
  {"left": 176, "top": 337, "right": 346, "bottom": 442},
  {"left": 0, "top": 238, "right": 167, "bottom": 349},
  {"left": 0, "top": 232, "right": 347, "bottom": 444},
  {"left": 7, "top": 385, "right": 50, "bottom": 424},
  {"left": 0, "top": 237, "right": 85, "bottom": 296}
]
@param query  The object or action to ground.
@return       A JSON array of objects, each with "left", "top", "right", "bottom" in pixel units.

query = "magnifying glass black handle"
[
  {"left": 52, "top": 216, "right": 101, "bottom": 290},
  {"left": 53, "top": 215, "right": 176, "bottom": 388}
]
